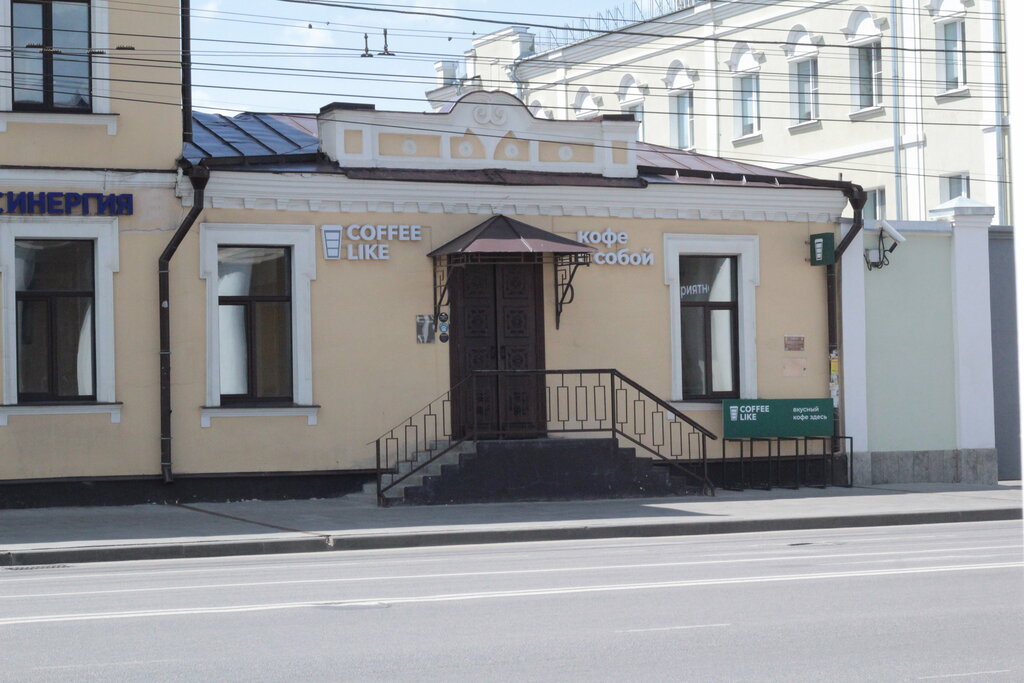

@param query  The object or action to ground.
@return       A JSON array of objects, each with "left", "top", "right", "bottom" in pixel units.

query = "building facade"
[{"left": 429, "top": 0, "right": 1010, "bottom": 225}]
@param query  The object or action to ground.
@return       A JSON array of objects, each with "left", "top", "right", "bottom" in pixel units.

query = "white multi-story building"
[{"left": 428, "top": 0, "right": 1010, "bottom": 224}]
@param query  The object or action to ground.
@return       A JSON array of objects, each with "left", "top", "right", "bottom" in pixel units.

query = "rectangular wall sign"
[
  {"left": 1, "top": 192, "right": 134, "bottom": 216},
  {"left": 722, "top": 398, "right": 834, "bottom": 438},
  {"left": 809, "top": 232, "right": 835, "bottom": 266}
]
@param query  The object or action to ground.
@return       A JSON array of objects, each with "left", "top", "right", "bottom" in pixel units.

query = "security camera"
[{"left": 879, "top": 220, "right": 907, "bottom": 246}]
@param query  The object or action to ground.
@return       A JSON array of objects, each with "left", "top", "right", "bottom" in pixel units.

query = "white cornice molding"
[
  {"left": 182, "top": 172, "right": 848, "bottom": 224},
  {"left": 0, "top": 168, "right": 176, "bottom": 189}
]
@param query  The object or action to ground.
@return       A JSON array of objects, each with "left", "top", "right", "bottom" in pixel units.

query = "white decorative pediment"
[
  {"left": 781, "top": 26, "right": 824, "bottom": 59},
  {"left": 841, "top": 8, "right": 889, "bottom": 43},
  {"left": 923, "top": 0, "right": 970, "bottom": 20},
  {"left": 318, "top": 90, "right": 639, "bottom": 178},
  {"left": 725, "top": 43, "right": 765, "bottom": 73},
  {"left": 664, "top": 60, "right": 699, "bottom": 90}
]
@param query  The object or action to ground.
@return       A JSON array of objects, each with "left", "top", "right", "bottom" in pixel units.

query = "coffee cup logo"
[{"left": 729, "top": 406, "right": 739, "bottom": 421}]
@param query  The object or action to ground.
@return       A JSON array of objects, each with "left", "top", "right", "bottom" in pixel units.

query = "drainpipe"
[
  {"left": 181, "top": 0, "right": 193, "bottom": 146},
  {"left": 159, "top": 166, "right": 209, "bottom": 483},
  {"left": 991, "top": 0, "right": 1009, "bottom": 224},
  {"left": 831, "top": 186, "right": 868, "bottom": 447},
  {"left": 890, "top": 0, "right": 904, "bottom": 219}
]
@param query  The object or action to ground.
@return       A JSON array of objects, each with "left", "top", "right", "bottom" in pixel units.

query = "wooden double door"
[{"left": 450, "top": 263, "right": 546, "bottom": 438}]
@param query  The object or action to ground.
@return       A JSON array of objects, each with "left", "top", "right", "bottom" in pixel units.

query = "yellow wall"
[
  {"left": 0, "top": 200, "right": 831, "bottom": 480},
  {"left": 1, "top": 0, "right": 181, "bottom": 170}
]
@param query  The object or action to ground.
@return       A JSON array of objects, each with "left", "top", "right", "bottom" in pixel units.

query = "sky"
[{"left": 189, "top": 0, "right": 623, "bottom": 115}]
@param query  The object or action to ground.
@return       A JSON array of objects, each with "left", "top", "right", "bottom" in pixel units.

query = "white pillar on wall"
[
  {"left": 840, "top": 221, "right": 870, "bottom": 453},
  {"left": 930, "top": 197, "right": 997, "bottom": 449}
]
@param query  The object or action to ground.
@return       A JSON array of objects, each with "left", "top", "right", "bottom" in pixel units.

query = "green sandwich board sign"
[{"left": 722, "top": 399, "right": 834, "bottom": 438}]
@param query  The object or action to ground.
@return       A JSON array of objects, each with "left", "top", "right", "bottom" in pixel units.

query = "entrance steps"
[{"left": 373, "top": 438, "right": 704, "bottom": 506}]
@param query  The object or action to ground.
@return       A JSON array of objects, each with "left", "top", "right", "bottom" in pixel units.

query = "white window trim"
[
  {"left": 790, "top": 57, "right": 819, "bottom": 124},
  {"left": 848, "top": 37, "right": 884, "bottom": 111},
  {"left": 668, "top": 88, "right": 695, "bottom": 150},
  {"left": 935, "top": 16, "right": 967, "bottom": 93},
  {"left": 734, "top": 73, "right": 761, "bottom": 140},
  {"left": 199, "top": 223, "right": 317, "bottom": 417},
  {"left": 0, "top": 1, "right": 110, "bottom": 115},
  {"left": 664, "top": 234, "right": 759, "bottom": 403},
  {"left": 0, "top": 215, "right": 119, "bottom": 422}
]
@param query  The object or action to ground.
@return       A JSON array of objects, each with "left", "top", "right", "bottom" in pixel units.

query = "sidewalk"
[{"left": 1, "top": 482, "right": 1020, "bottom": 566}]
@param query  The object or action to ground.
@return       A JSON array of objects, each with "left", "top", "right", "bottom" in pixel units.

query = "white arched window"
[
  {"left": 665, "top": 60, "right": 697, "bottom": 149},
  {"left": 843, "top": 8, "right": 887, "bottom": 111},
  {"left": 784, "top": 27, "right": 821, "bottom": 124},
  {"left": 617, "top": 75, "right": 646, "bottom": 140},
  {"left": 925, "top": 0, "right": 969, "bottom": 93},
  {"left": 726, "top": 44, "right": 763, "bottom": 139},
  {"left": 572, "top": 87, "right": 602, "bottom": 121}
]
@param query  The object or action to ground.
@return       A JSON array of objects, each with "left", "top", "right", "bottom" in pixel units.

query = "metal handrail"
[{"left": 374, "top": 368, "right": 718, "bottom": 504}]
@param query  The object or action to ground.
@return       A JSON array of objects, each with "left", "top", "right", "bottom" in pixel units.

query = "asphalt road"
[{"left": 1, "top": 521, "right": 1021, "bottom": 682}]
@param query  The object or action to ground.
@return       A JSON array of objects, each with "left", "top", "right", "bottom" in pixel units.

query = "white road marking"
[
  {"left": 33, "top": 660, "right": 183, "bottom": 671},
  {"left": 917, "top": 670, "right": 1013, "bottom": 679},
  {"left": 0, "top": 561, "right": 1019, "bottom": 626},
  {"left": 2, "top": 545, "right": 1019, "bottom": 600},
  {"left": 617, "top": 623, "right": 731, "bottom": 633}
]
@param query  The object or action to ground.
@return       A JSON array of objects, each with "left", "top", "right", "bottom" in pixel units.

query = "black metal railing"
[{"left": 374, "top": 369, "right": 717, "bottom": 504}]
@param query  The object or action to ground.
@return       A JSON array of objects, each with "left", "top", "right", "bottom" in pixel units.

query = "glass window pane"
[
  {"left": 253, "top": 302, "right": 292, "bottom": 398},
  {"left": 15, "top": 240, "right": 94, "bottom": 292},
  {"left": 53, "top": 2, "right": 90, "bottom": 108},
  {"left": 218, "top": 247, "right": 290, "bottom": 297},
  {"left": 54, "top": 296, "right": 94, "bottom": 397},
  {"left": 676, "top": 92, "right": 692, "bottom": 148},
  {"left": 17, "top": 299, "right": 51, "bottom": 396},
  {"left": 858, "top": 46, "right": 875, "bottom": 108},
  {"left": 710, "top": 309, "right": 736, "bottom": 393},
  {"left": 680, "top": 308, "right": 706, "bottom": 397},
  {"left": 680, "top": 256, "right": 735, "bottom": 303},
  {"left": 219, "top": 304, "right": 248, "bottom": 395},
  {"left": 12, "top": 2, "right": 44, "bottom": 105}
]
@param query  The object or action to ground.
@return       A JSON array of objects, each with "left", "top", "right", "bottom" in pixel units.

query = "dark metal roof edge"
[
  {"left": 178, "top": 152, "right": 329, "bottom": 169},
  {"left": 637, "top": 165, "right": 856, "bottom": 192},
  {"left": 342, "top": 168, "right": 648, "bottom": 188}
]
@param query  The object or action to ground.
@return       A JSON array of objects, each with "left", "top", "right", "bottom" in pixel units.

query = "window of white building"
[
  {"left": 200, "top": 223, "right": 317, "bottom": 425},
  {"left": 940, "top": 19, "right": 967, "bottom": 91},
  {"left": 941, "top": 173, "right": 970, "bottom": 202},
  {"left": 727, "top": 45, "right": 763, "bottom": 140},
  {"left": 618, "top": 75, "right": 646, "bottom": 141},
  {"left": 784, "top": 28, "right": 821, "bottom": 126},
  {"left": 665, "top": 61, "right": 697, "bottom": 149},
  {"left": 843, "top": 9, "right": 887, "bottom": 113},
  {"left": 864, "top": 188, "right": 887, "bottom": 221}
]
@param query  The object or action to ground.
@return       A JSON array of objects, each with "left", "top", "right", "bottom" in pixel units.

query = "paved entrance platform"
[{"left": 1, "top": 482, "right": 1020, "bottom": 566}]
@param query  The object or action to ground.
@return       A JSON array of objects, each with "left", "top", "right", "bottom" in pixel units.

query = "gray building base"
[{"left": 851, "top": 449, "right": 998, "bottom": 486}]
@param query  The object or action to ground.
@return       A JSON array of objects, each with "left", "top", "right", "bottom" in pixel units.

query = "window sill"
[
  {"left": 670, "top": 401, "right": 724, "bottom": 413},
  {"left": 0, "top": 402, "right": 122, "bottom": 426},
  {"left": 788, "top": 119, "right": 822, "bottom": 134},
  {"left": 731, "top": 132, "right": 763, "bottom": 146},
  {"left": 0, "top": 111, "right": 118, "bottom": 135},
  {"left": 935, "top": 87, "right": 970, "bottom": 102},
  {"left": 848, "top": 106, "right": 885, "bottom": 121},
  {"left": 200, "top": 405, "right": 320, "bottom": 428}
]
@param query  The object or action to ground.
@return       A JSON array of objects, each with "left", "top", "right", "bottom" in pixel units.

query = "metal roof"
[
  {"left": 184, "top": 112, "right": 319, "bottom": 163},
  {"left": 428, "top": 215, "right": 596, "bottom": 256}
]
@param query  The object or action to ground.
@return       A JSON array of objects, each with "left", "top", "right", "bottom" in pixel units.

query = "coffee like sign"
[{"left": 321, "top": 224, "right": 422, "bottom": 261}]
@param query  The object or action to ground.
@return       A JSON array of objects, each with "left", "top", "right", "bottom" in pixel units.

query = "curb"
[{"left": 2, "top": 507, "right": 1020, "bottom": 567}]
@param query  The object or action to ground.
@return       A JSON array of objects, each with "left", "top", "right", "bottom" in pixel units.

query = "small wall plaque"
[
  {"left": 416, "top": 315, "right": 435, "bottom": 343},
  {"left": 784, "top": 335, "right": 805, "bottom": 352}
]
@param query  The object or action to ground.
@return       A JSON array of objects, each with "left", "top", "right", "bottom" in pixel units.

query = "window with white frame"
[
  {"left": 856, "top": 42, "right": 883, "bottom": 109},
  {"left": 618, "top": 75, "right": 646, "bottom": 141},
  {"left": 864, "top": 188, "right": 886, "bottom": 221},
  {"left": 785, "top": 27, "right": 821, "bottom": 125},
  {"left": 0, "top": 216, "right": 119, "bottom": 422},
  {"left": 672, "top": 90, "right": 694, "bottom": 149},
  {"left": 794, "top": 58, "right": 819, "bottom": 123},
  {"left": 665, "top": 60, "right": 697, "bottom": 149},
  {"left": 664, "top": 233, "right": 759, "bottom": 403},
  {"left": 200, "top": 224, "right": 316, "bottom": 416},
  {"left": 738, "top": 74, "right": 760, "bottom": 137},
  {"left": 728, "top": 45, "right": 762, "bottom": 139},
  {"left": 941, "top": 173, "right": 970, "bottom": 202},
  {"left": 940, "top": 19, "right": 967, "bottom": 91}
]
